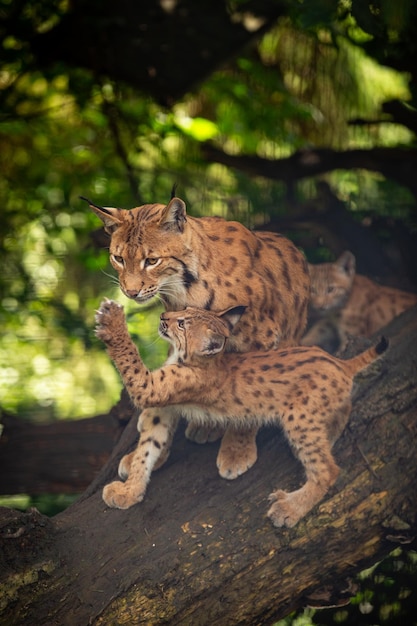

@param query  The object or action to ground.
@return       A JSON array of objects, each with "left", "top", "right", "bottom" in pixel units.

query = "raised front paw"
[
  {"left": 216, "top": 428, "right": 258, "bottom": 480},
  {"left": 267, "top": 490, "right": 303, "bottom": 528},
  {"left": 102, "top": 479, "right": 145, "bottom": 509},
  {"left": 95, "top": 299, "right": 126, "bottom": 344}
]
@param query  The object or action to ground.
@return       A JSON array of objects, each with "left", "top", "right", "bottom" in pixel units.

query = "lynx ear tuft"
[
  {"left": 80, "top": 196, "right": 124, "bottom": 233},
  {"left": 159, "top": 197, "right": 187, "bottom": 233},
  {"left": 170, "top": 182, "right": 178, "bottom": 199}
]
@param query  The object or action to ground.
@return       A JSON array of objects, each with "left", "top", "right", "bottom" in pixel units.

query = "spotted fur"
[
  {"left": 302, "top": 250, "right": 417, "bottom": 351},
  {"left": 86, "top": 195, "right": 310, "bottom": 500},
  {"left": 96, "top": 299, "right": 388, "bottom": 527}
]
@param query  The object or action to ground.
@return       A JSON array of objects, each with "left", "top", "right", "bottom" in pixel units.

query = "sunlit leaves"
[{"left": 174, "top": 115, "right": 219, "bottom": 141}]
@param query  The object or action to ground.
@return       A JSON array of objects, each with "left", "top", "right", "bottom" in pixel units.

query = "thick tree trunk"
[{"left": 1, "top": 308, "right": 416, "bottom": 626}]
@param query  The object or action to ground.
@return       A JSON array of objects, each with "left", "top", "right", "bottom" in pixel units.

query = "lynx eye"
[
  {"left": 145, "top": 257, "right": 159, "bottom": 267},
  {"left": 111, "top": 254, "right": 124, "bottom": 266},
  {"left": 327, "top": 286, "right": 335, "bottom": 293},
  {"left": 177, "top": 319, "right": 185, "bottom": 329}
]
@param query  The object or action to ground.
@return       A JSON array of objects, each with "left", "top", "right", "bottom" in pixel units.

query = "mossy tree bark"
[{"left": 1, "top": 308, "right": 416, "bottom": 626}]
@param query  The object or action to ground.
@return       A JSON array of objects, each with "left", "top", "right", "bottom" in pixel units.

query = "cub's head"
[
  {"left": 308, "top": 250, "right": 356, "bottom": 315},
  {"left": 83, "top": 195, "right": 195, "bottom": 307},
  {"left": 159, "top": 305, "right": 246, "bottom": 363}
]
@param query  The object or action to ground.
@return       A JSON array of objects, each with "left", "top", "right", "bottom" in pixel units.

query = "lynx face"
[
  {"left": 96, "top": 199, "right": 195, "bottom": 307},
  {"left": 159, "top": 306, "right": 246, "bottom": 362},
  {"left": 309, "top": 251, "right": 355, "bottom": 315}
]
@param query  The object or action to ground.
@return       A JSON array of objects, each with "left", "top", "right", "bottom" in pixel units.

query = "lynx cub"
[
  {"left": 303, "top": 251, "right": 417, "bottom": 351},
  {"left": 95, "top": 299, "right": 388, "bottom": 528}
]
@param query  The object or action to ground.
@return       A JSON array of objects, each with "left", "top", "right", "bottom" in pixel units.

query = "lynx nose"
[{"left": 125, "top": 289, "right": 139, "bottom": 299}]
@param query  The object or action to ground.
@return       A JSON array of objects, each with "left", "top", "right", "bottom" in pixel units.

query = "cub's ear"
[
  {"left": 218, "top": 305, "right": 247, "bottom": 332},
  {"left": 195, "top": 330, "right": 226, "bottom": 357},
  {"left": 80, "top": 196, "right": 124, "bottom": 234},
  {"left": 159, "top": 197, "right": 187, "bottom": 233},
  {"left": 336, "top": 250, "right": 356, "bottom": 277}
]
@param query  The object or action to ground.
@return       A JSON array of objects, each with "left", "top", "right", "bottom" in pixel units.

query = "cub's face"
[
  {"left": 86, "top": 197, "right": 195, "bottom": 307},
  {"left": 159, "top": 306, "right": 246, "bottom": 363},
  {"left": 308, "top": 251, "right": 356, "bottom": 314}
]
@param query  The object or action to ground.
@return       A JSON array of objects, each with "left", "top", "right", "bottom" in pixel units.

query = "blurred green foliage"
[{"left": 274, "top": 548, "right": 417, "bottom": 626}]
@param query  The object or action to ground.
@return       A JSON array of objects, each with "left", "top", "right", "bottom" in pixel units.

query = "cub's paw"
[
  {"left": 102, "top": 480, "right": 144, "bottom": 509},
  {"left": 267, "top": 490, "right": 302, "bottom": 528},
  {"left": 217, "top": 433, "right": 258, "bottom": 480},
  {"left": 95, "top": 299, "right": 126, "bottom": 343},
  {"left": 185, "top": 423, "right": 224, "bottom": 444},
  {"left": 118, "top": 451, "right": 135, "bottom": 480}
]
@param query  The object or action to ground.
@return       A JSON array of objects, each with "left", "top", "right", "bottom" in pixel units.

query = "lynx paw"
[
  {"left": 118, "top": 451, "right": 135, "bottom": 480},
  {"left": 217, "top": 433, "right": 258, "bottom": 480},
  {"left": 185, "top": 423, "right": 224, "bottom": 444},
  {"left": 102, "top": 480, "right": 144, "bottom": 509},
  {"left": 95, "top": 299, "right": 126, "bottom": 343},
  {"left": 267, "top": 490, "right": 303, "bottom": 528}
]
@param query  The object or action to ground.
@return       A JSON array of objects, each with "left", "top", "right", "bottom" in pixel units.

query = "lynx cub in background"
[
  {"left": 84, "top": 194, "right": 310, "bottom": 504},
  {"left": 95, "top": 299, "right": 388, "bottom": 528},
  {"left": 302, "top": 250, "right": 417, "bottom": 351}
]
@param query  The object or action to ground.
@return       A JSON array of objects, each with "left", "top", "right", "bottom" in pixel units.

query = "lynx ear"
[
  {"left": 195, "top": 330, "right": 226, "bottom": 357},
  {"left": 159, "top": 197, "right": 187, "bottom": 233},
  {"left": 80, "top": 196, "right": 124, "bottom": 234},
  {"left": 218, "top": 305, "right": 247, "bottom": 332},
  {"left": 336, "top": 251, "right": 356, "bottom": 277}
]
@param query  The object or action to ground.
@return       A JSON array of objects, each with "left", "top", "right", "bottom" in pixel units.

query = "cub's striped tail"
[{"left": 343, "top": 336, "right": 389, "bottom": 377}]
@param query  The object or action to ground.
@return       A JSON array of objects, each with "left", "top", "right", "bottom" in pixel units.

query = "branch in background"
[
  {"left": 30, "top": 0, "right": 285, "bottom": 106},
  {"left": 202, "top": 144, "right": 417, "bottom": 198},
  {"left": 348, "top": 99, "right": 417, "bottom": 135},
  {"left": 0, "top": 391, "right": 134, "bottom": 496}
]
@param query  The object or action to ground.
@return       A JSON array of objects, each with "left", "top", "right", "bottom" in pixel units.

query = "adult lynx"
[
  {"left": 84, "top": 195, "right": 310, "bottom": 502},
  {"left": 96, "top": 299, "right": 388, "bottom": 527}
]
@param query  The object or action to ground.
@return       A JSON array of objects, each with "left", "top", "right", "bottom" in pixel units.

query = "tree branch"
[
  {"left": 30, "top": 0, "right": 286, "bottom": 106},
  {"left": 202, "top": 144, "right": 417, "bottom": 198},
  {"left": 0, "top": 391, "right": 133, "bottom": 496}
]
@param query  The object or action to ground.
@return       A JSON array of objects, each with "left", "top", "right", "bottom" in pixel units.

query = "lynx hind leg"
[
  {"left": 302, "top": 319, "right": 340, "bottom": 353},
  {"left": 118, "top": 407, "right": 178, "bottom": 479},
  {"left": 327, "top": 399, "right": 352, "bottom": 446},
  {"left": 185, "top": 421, "right": 224, "bottom": 444},
  {"left": 217, "top": 425, "right": 258, "bottom": 480},
  {"left": 267, "top": 428, "right": 340, "bottom": 528},
  {"left": 118, "top": 450, "right": 136, "bottom": 480},
  {"left": 103, "top": 407, "right": 179, "bottom": 509}
]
